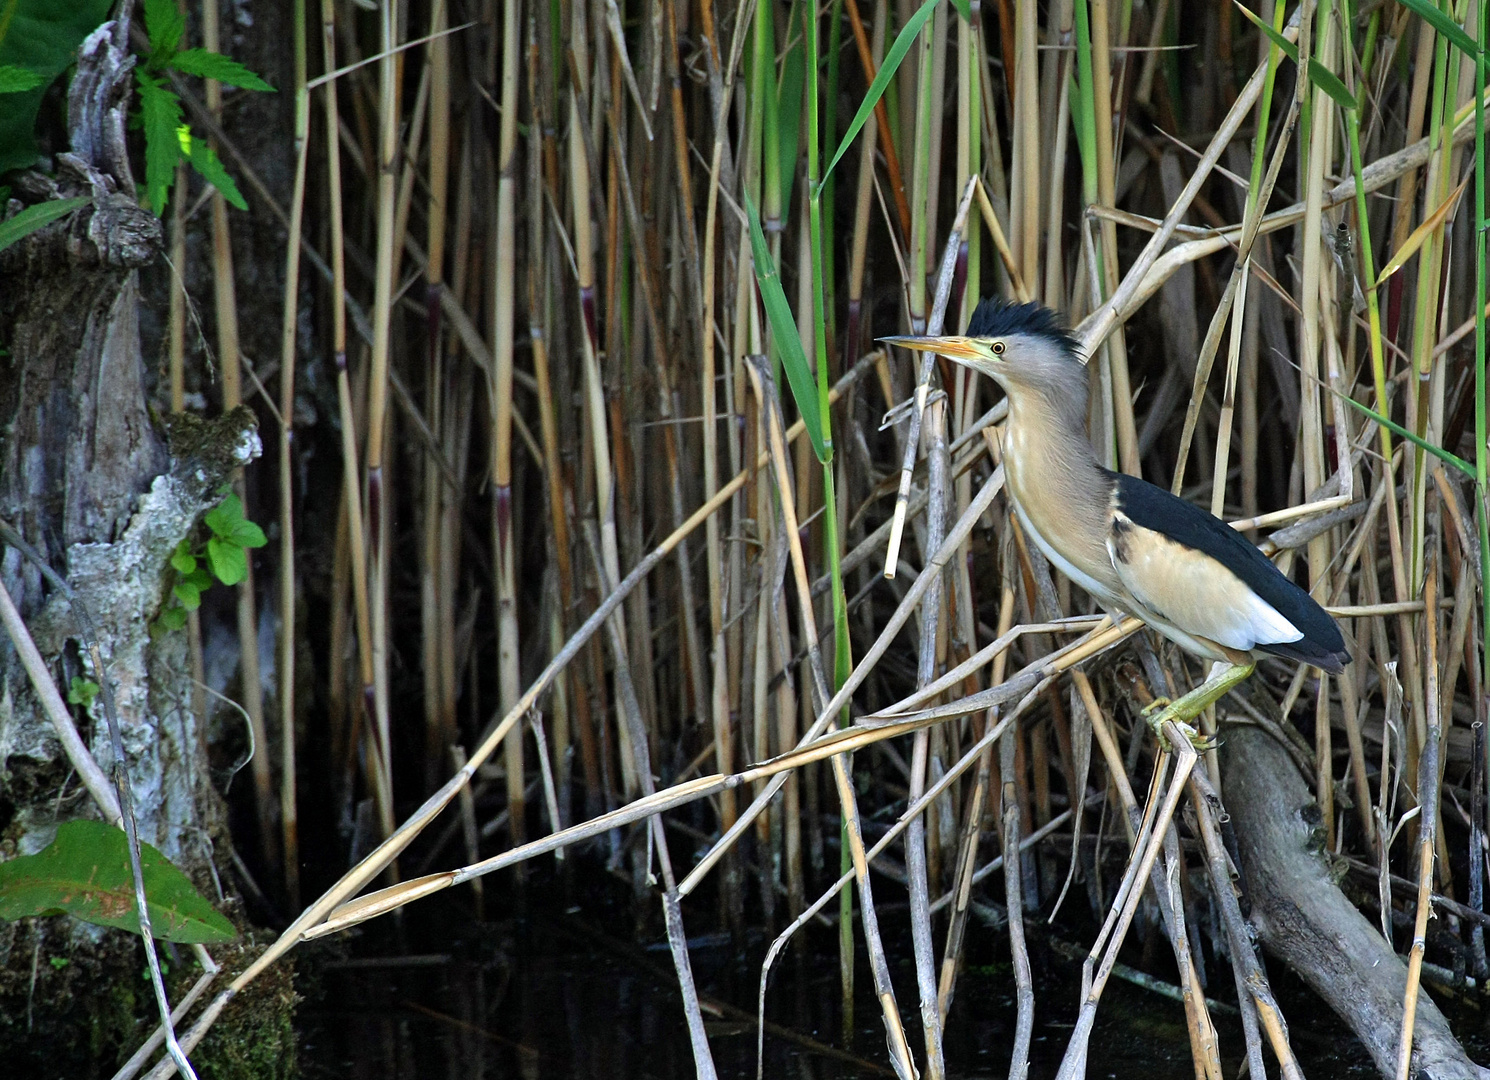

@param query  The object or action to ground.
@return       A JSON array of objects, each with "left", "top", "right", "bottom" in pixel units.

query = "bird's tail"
[{"left": 1258, "top": 639, "right": 1350, "bottom": 675}]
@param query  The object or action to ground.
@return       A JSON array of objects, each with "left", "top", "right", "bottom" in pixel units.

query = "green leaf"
[
  {"left": 141, "top": 0, "right": 184, "bottom": 59},
  {"left": 0, "top": 821, "right": 236, "bottom": 944},
  {"left": 134, "top": 71, "right": 183, "bottom": 215},
  {"left": 744, "top": 193, "right": 826, "bottom": 461},
  {"left": 169, "top": 541, "right": 196, "bottom": 575},
  {"left": 1334, "top": 389, "right": 1476, "bottom": 478},
  {"left": 206, "top": 536, "right": 248, "bottom": 586},
  {"left": 168, "top": 48, "right": 274, "bottom": 92},
  {"left": 156, "top": 606, "right": 188, "bottom": 632},
  {"left": 1233, "top": 1, "right": 1298, "bottom": 64},
  {"left": 0, "top": 197, "right": 87, "bottom": 255},
  {"left": 180, "top": 129, "right": 247, "bottom": 211},
  {"left": 185, "top": 567, "right": 213, "bottom": 591},
  {"left": 173, "top": 580, "right": 201, "bottom": 610},
  {"left": 775, "top": 37, "right": 804, "bottom": 216},
  {"left": 1307, "top": 58, "right": 1356, "bottom": 110},
  {"left": 226, "top": 518, "right": 267, "bottom": 548},
  {"left": 66, "top": 677, "right": 99, "bottom": 708},
  {"left": 0, "top": 63, "right": 43, "bottom": 93},
  {"left": 1395, "top": 0, "right": 1483, "bottom": 66},
  {"left": 204, "top": 493, "right": 246, "bottom": 537},
  {"left": 819, "top": 0, "right": 941, "bottom": 191},
  {"left": 0, "top": 0, "right": 114, "bottom": 174}
]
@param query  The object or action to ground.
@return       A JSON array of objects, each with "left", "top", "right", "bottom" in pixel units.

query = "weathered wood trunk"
[
  {"left": 1226, "top": 725, "right": 1489, "bottom": 1079},
  {"left": 0, "top": 15, "right": 264, "bottom": 1072}
]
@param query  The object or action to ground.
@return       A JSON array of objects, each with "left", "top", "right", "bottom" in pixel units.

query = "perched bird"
[{"left": 884, "top": 298, "right": 1349, "bottom": 678}]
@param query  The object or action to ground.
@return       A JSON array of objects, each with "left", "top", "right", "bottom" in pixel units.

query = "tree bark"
[{"left": 1226, "top": 725, "right": 1489, "bottom": 1080}]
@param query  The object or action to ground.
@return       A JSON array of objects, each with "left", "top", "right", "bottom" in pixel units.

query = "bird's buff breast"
[{"left": 1002, "top": 442, "right": 1126, "bottom": 606}]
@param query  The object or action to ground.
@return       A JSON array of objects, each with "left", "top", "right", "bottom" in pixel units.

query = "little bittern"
[{"left": 885, "top": 298, "right": 1348, "bottom": 716}]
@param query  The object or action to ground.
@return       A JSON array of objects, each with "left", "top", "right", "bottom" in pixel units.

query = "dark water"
[{"left": 293, "top": 858, "right": 1484, "bottom": 1079}]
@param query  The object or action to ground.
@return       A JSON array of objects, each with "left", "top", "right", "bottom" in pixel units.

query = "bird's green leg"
[{"left": 1142, "top": 662, "right": 1255, "bottom": 750}]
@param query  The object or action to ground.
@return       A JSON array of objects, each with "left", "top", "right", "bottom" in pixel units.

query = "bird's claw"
[{"left": 1144, "top": 709, "right": 1215, "bottom": 753}]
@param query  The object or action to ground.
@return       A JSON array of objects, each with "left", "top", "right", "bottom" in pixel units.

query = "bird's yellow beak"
[{"left": 879, "top": 335, "right": 997, "bottom": 366}]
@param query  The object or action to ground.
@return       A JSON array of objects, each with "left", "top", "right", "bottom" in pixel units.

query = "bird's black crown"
[{"left": 965, "top": 298, "right": 1082, "bottom": 359}]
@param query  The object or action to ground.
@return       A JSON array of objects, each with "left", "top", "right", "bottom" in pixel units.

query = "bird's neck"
[
  {"left": 998, "top": 381, "right": 1121, "bottom": 598},
  {"left": 1000, "top": 382, "right": 1105, "bottom": 485}
]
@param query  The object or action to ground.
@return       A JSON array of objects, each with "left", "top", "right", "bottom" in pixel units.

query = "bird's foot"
[
  {"left": 1142, "top": 662, "right": 1255, "bottom": 753},
  {"left": 1143, "top": 706, "right": 1215, "bottom": 753}
]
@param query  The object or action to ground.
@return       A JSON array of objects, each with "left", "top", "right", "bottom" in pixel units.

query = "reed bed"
[{"left": 136, "top": 0, "right": 1490, "bottom": 1075}]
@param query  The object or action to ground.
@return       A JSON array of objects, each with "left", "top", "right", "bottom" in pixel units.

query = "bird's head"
[{"left": 881, "top": 299, "right": 1084, "bottom": 398}]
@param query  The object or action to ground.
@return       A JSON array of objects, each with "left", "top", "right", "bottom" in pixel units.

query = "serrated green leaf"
[
  {"left": 1396, "top": 0, "right": 1484, "bottom": 66},
  {"left": 0, "top": 0, "right": 115, "bottom": 174},
  {"left": 1233, "top": 1, "right": 1298, "bottom": 64},
  {"left": 0, "top": 64, "right": 43, "bottom": 93},
  {"left": 141, "top": 0, "right": 183, "bottom": 59},
  {"left": 0, "top": 821, "right": 236, "bottom": 944},
  {"left": 173, "top": 580, "right": 201, "bottom": 610},
  {"left": 819, "top": 0, "right": 941, "bottom": 191},
  {"left": 204, "top": 493, "right": 246, "bottom": 536},
  {"left": 1308, "top": 58, "right": 1356, "bottom": 110},
  {"left": 168, "top": 48, "right": 274, "bottom": 92},
  {"left": 206, "top": 536, "right": 248, "bottom": 586},
  {"left": 744, "top": 193, "right": 826, "bottom": 461},
  {"left": 180, "top": 130, "right": 246, "bottom": 211},
  {"left": 134, "top": 72, "right": 182, "bottom": 214},
  {"left": 157, "top": 606, "right": 187, "bottom": 632},
  {"left": 0, "top": 197, "right": 87, "bottom": 255}
]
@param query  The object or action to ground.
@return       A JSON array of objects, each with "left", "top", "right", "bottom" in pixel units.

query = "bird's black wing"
[{"left": 1109, "top": 472, "right": 1348, "bottom": 668}]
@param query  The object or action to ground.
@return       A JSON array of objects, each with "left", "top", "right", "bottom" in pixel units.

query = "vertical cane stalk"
[
  {"left": 275, "top": 0, "right": 310, "bottom": 908},
  {"left": 202, "top": 0, "right": 274, "bottom": 873}
]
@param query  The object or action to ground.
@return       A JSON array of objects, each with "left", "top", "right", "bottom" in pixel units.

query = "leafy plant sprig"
[
  {"left": 134, "top": 0, "right": 273, "bottom": 216},
  {"left": 66, "top": 676, "right": 100, "bottom": 709},
  {"left": 156, "top": 493, "right": 266, "bottom": 632}
]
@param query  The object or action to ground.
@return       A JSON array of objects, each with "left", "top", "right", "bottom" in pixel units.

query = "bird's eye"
[{"left": 991, "top": 341, "right": 1005, "bottom": 355}]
